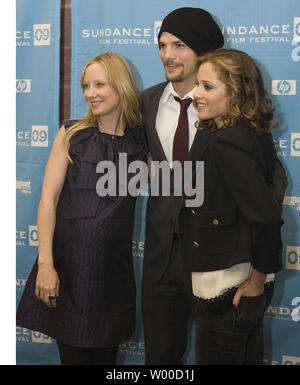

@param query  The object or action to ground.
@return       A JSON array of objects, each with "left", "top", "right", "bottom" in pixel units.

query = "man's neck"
[{"left": 172, "top": 79, "right": 196, "bottom": 98}]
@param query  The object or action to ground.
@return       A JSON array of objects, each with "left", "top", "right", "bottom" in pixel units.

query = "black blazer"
[{"left": 179, "top": 123, "right": 283, "bottom": 274}]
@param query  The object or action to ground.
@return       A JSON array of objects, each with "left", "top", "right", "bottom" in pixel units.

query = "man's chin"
[{"left": 165, "top": 73, "right": 184, "bottom": 83}]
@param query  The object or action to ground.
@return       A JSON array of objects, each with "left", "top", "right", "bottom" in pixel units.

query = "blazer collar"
[
  {"left": 143, "top": 82, "right": 168, "bottom": 162},
  {"left": 144, "top": 82, "right": 167, "bottom": 131},
  {"left": 188, "top": 126, "right": 213, "bottom": 161}
]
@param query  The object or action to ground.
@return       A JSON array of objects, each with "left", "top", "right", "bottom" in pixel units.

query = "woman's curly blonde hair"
[{"left": 195, "top": 49, "right": 276, "bottom": 134}]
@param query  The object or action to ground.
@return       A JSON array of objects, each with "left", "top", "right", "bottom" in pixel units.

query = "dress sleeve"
[
  {"left": 213, "top": 129, "right": 283, "bottom": 273},
  {"left": 61, "top": 119, "right": 79, "bottom": 131}
]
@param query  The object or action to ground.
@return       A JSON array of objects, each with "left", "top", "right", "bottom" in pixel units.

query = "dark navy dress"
[{"left": 16, "top": 121, "right": 148, "bottom": 348}]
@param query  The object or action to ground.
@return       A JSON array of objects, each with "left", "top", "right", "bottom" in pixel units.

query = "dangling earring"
[{"left": 194, "top": 119, "right": 204, "bottom": 130}]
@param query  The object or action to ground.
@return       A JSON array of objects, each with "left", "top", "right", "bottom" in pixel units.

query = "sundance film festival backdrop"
[
  {"left": 16, "top": 0, "right": 61, "bottom": 364},
  {"left": 16, "top": 0, "right": 300, "bottom": 365}
]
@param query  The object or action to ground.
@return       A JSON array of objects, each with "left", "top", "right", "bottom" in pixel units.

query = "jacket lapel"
[
  {"left": 143, "top": 83, "right": 168, "bottom": 162},
  {"left": 174, "top": 127, "right": 213, "bottom": 208},
  {"left": 188, "top": 127, "right": 213, "bottom": 161}
]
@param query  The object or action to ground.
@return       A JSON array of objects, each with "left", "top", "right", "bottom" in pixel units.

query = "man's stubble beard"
[
  {"left": 166, "top": 73, "right": 185, "bottom": 83},
  {"left": 165, "top": 68, "right": 185, "bottom": 83}
]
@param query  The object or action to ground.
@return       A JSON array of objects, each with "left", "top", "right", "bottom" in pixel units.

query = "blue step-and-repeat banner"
[
  {"left": 16, "top": 0, "right": 300, "bottom": 365},
  {"left": 16, "top": 0, "right": 61, "bottom": 364}
]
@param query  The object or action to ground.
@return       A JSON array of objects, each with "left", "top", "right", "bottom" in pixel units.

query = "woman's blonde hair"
[
  {"left": 195, "top": 49, "right": 276, "bottom": 134},
  {"left": 64, "top": 52, "right": 141, "bottom": 162}
]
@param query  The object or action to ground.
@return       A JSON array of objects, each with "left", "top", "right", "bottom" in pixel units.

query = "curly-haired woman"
[{"left": 179, "top": 49, "right": 286, "bottom": 365}]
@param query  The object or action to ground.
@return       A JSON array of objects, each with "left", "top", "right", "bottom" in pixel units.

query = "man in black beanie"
[{"left": 141, "top": 7, "right": 224, "bottom": 365}]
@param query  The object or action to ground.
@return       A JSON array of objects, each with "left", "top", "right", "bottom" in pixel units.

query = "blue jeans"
[{"left": 194, "top": 285, "right": 273, "bottom": 365}]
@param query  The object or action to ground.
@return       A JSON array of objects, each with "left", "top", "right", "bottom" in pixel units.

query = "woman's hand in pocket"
[{"left": 232, "top": 268, "right": 266, "bottom": 307}]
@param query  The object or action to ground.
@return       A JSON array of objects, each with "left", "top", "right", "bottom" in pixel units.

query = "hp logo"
[
  {"left": 277, "top": 80, "right": 291, "bottom": 95},
  {"left": 272, "top": 80, "right": 296, "bottom": 95},
  {"left": 16, "top": 79, "right": 31, "bottom": 93}
]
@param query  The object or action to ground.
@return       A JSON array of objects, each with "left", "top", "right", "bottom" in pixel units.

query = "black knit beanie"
[{"left": 158, "top": 7, "right": 224, "bottom": 55}]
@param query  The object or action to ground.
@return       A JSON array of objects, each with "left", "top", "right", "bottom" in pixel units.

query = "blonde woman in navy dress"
[{"left": 17, "top": 52, "right": 148, "bottom": 365}]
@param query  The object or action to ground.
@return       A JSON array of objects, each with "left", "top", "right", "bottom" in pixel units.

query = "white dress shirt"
[{"left": 155, "top": 82, "right": 198, "bottom": 165}]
